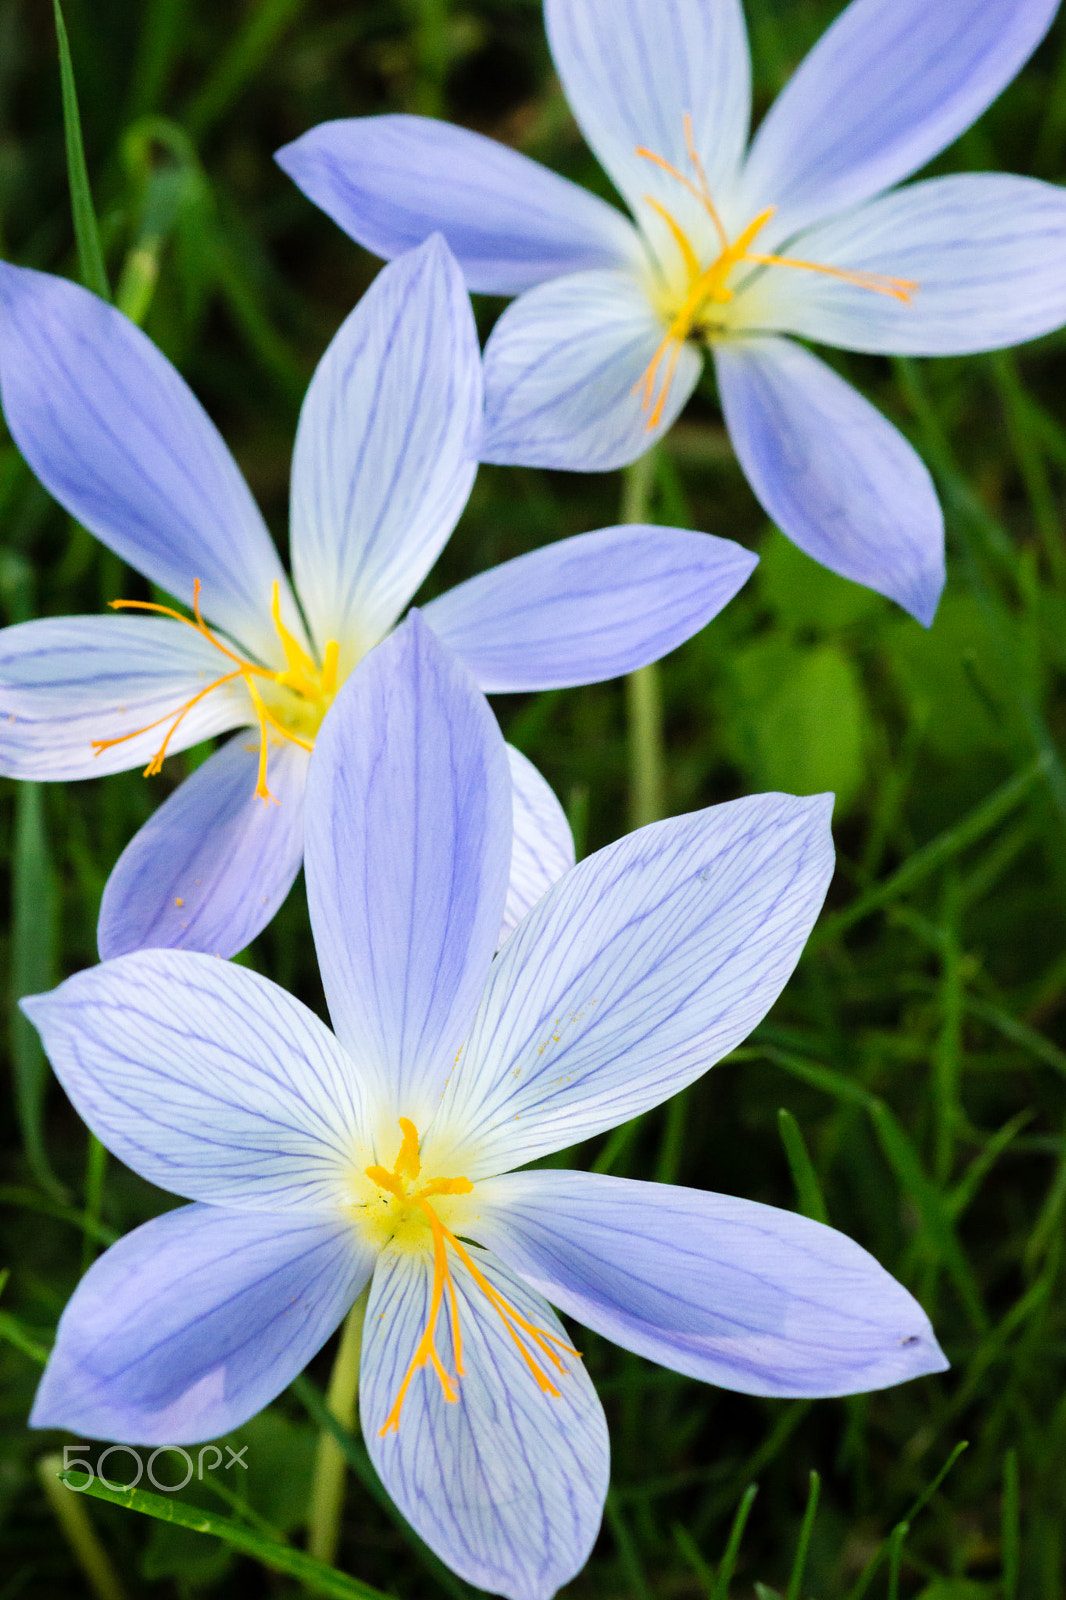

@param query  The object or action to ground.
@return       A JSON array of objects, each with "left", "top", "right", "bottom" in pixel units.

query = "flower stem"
[
  {"left": 622, "top": 450, "right": 665, "bottom": 828},
  {"left": 38, "top": 1453, "right": 128, "bottom": 1600},
  {"left": 307, "top": 1289, "right": 369, "bottom": 1567}
]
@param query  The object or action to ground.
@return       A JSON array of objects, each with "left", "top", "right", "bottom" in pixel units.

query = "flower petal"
[
  {"left": 475, "top": 1171, "right": 948, "bottom": 1398},
  {"left": 0, "top": 614, "right": 249, "bottom": 780},
  {"left": 290, "top": 235, "right": 481, "bottom": 659},
  {"left": 0, "top": 264, "right": 295, "bottom": 660},
  {"left": 22, "top": 950, "right": 367, "bottom": 1213},
  {"left": 741, "top": 0, "right": 1060, "bottom": 240},
  {"left": 97, "top": 735, "right": 308, "bottom": 961},
  {"left": 740, "top": 174, "right": 1066, "bottom": 356},
  {"left": 304, "top": 614, "right": 511, "bottom": 1129},
  {"left": 429, "top": 792, "right": 834, "bottom": 1179},
  {"left": 544, "top": 0, "right": 750, "bottom": 238},
  {"left": 275, "top": 115, "right": 640, "bottom": 295},
  {"left": 361, "top": 1243, "right": 608, "bottom": 1600},
  {"left": 482, "top": 269, "right": 700, "bottom": 471},
  {"left": 501, "top": 746, "right": 575, "bottom": 947},
  {"left": 714, "top": 337, "right": 944, "bottom": 626},
  {"left": 423, "top": 525, "right": 757, "bottom": 692},
  {"left": 31, "top": 1204, "right": 372, "bottom": 1444}
]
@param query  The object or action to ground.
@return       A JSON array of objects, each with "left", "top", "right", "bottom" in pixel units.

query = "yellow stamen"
[
  {"left": 94, "top": 577, "right": 342, "bottom": 804},
  {"left": 642, "top": 194, "right": 701, "bottom": 280},
  {"left": 366, "top": 1121, "right": 579, "bottom": 1436},
  {"left": 632, "top": 116, "right": 918, "bottom": 428},
  {"left": 394, "top": 1116, "right": 422, "bottom": 1183}
]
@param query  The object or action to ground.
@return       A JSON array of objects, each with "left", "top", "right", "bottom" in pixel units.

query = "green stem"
[
  {"left": 82, "top": 1134, "right": 108, "bottom": 1273},
  {"left": 307, "top": 1290, "right": 369, "bottom": 1566},
  {"left": 622, "top": 450, "right": 665, "bottom": 829},
  {"left": 38, "top": 1454, "right": 128, "bottom": 1600}
]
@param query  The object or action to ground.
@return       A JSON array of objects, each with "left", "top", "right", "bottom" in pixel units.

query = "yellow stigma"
[
  {"left": 633, "top": 112, "right": 919, "bottom": 429},
  {"left": 91, "top": 580, "right": 343, "bottom": 805},
  {"left": 364, "top": 1120, "right": 579, "bottom": 1436}
]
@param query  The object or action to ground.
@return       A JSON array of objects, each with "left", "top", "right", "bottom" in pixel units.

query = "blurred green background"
[{"left": 2, "top": 1, "right": 1066, "bottom": 1595}]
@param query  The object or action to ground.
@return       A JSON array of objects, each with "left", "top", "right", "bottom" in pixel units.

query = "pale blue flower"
[
  {"left": 0, "top": 237, "right": 756, "bottom": 959},
  {"left": 277, "top": 0, "right": 1066, "bottom": 625},
  {"left": 26, "top": 615, "right": 946, "bottom": 1600}
]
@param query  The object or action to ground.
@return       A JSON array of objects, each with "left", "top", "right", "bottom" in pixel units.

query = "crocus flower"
[
  {"left": 277, "top": 0, "right": 1066, "bottom": 625},
  {"left": 0, "top": 237, "right": 756, "bottom": 959},
  {"left": 27, "top": 615, "right": 946, "bottom": 1600}
]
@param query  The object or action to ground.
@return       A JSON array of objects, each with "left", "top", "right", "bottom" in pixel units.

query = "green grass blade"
[
  {"left": 53, "top": 0, "right": 109, "bottom": 300},
  {"left": 711, "top": 1484, "right": 759, "bottom": 1600},
  {"left": 185, "top": 0, "right": 312, "bottom": 136},
  {"left": 38, "top": 1456, "right": 128, "bottom": 1600},
  {"left": 777, "top": 1109, "right": 829, "bottom": 1224},
  {"left": 785, "top": 1471, "right": 820, "bottom": 1600},
  {"left": 867, "top": 1100, "right": 988, "bottom": 1331},
  {"left": 1001, "top": 1449, "right": 1021, "bottom": 1600},
  {"left": 10, "top": 785, "right": 62, "bottom": 1197},
  {"left": 54, "top": 1469, "right": 391, "bottom": 1600},
  {"left": 605, "top": 1490, "right": 654, "bottom": 1600},
  {"left": 815, "top": 755, "right": 1048, "bottom": 944}
]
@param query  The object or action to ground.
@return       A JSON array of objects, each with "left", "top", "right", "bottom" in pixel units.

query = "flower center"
[
  {"left": 365, "top": 1118, "right": 578, "bottom": 1436},
  {"left": 632, "top": 113, "right": 919, "bottom": 428},
  {"left": 92, "top": 580, "right": 342, "bottom": 804}
]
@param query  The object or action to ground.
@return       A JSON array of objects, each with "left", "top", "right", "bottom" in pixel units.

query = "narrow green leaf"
[
  {"left": 759, "top": 1042, "right": 875, "bottom": 1110},
  {"left": 672, "top": 1522, "right": 716, "bottom": 1597},
  {"left": 605, "top": 1491, "right": 654, "bottom": 1600},
  {"left": 777, "top": 1109, "right": 829, "bottom": 1224},
  {"left": 408, "top": 0, "right": 451, "bottom": 116},
  {"left": 82, "top": 1134, "right": 108, "bottom": 1272},
  {"left": 867, "top": 1100, "right": 988, "bottom": 1331},
  {"left": 0, "top": 1183, "right": 116, "bottom": 1246},
  {"left": 55, "top": 1470, "right": 390, "bottom": 1600},
  {"left": 711, "top": 1484, "right": 759, "bottom": 1600},
  {"left": 0, "top": 1308, "right": 49, "bottom": 1365},
  {"left": 10, "top": 784, "right": 63, "bottom": 1196},
  {"left": 39, "top": 1456, "right": 128, "bottom": 1600},
  {"left": 186, "top": 0, "right": 312, "bottom": 136},
  {"left": 886, "top": 1521, "right": 909, "bottom": 1600},
  {"left": 815, "top": 755, "right": 1049, "bottom": 944},
  {"left": 846, "top": 1444, "right": 968, "bottom": 1600},
  {"left": 786, "top": 1471, "right": 820, "bottom": 1600},
  {"left": 53, "top": 0, "right": 110, "bottom": 301},
  {"left": 1001, "top": 1449, "right": 1020, "bottom": 1600}
]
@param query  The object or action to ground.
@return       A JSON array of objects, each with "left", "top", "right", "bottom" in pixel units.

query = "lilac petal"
[
  {"left": 31, "top": 1204, "right": 373, "bottom": 1444},
  {"left": 22, "top": 950, "right": 368, "bottom": 1213},
  {"left": 0, "top": 265, "right": 298, "bottom": 661},
  {"left": 476, "top": 1171, "right": 948, "bottom": 1398},
  {"left": 97, "top": 734, "right": 308, "bottom": 961},
  {"left": 423, "top": 525, "right": 757, "bottom": 692},
  {"left": 290, "top": 236, "right": 481, "bottom": 658},
  {"left": 362, "top": 1243, "right": 608, "bottom": 1600},
  {"left": 501, "top": 746, "right": 575, "bottom": 947},
  {"left": 544, "top": 0, "right": 750, "bottom": 244},
  {"left": 741, "top": 0, "right": 1061, "bottom": 241},
  {"left": 303, "top": 614, "right": 511, "bottom": 1129},
  {"left": 428, "top": 792, "right": 834, "bottom": 1179},
  {"left": 275, "top": 115, "right": 640, "bottom": 295},
  {"left": 741, "top": 174, "right": 1066, "bottom": 356},
  {"left": 482, "top": 269, "right": 700, "bottom": 471},
  {"left": 714, "top": 337, "right": 944, "bottom": 626},
  {"left": 0, "top": 614, "right": 249, "bottom": 781}
]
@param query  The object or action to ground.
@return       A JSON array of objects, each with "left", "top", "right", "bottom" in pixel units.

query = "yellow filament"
[
  {"left": 632, "top": 115, "right": 918, "bottom": 428},
  {"left": 92, "top": 578, "right": 342, "bottom": 804},
  {"left": 367, "top": 1121, "right": 579, "bottom": 1436}
]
